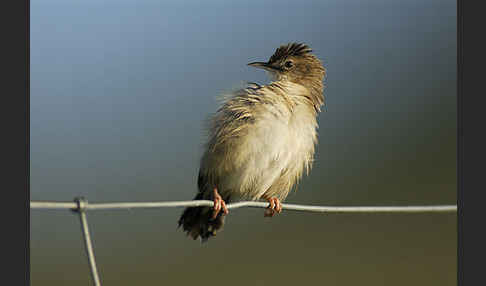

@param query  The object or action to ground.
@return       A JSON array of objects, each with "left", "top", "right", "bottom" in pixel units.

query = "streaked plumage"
[{"left": 178, "top": 43, "right": 326, "bottom": 242}]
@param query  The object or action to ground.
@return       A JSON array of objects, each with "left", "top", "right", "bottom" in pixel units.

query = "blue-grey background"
[{"left": 31, "top": 0, "right": 456, "bottom": 285}]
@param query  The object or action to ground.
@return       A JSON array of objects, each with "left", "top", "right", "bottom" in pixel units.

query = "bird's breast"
[{"left": 213, "top": 100, "right": 318, "bottom": 201}]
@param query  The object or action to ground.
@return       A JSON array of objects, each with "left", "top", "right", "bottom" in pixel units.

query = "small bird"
[{"left": 178, "top": 43, "right": 326, "bottom": 242}]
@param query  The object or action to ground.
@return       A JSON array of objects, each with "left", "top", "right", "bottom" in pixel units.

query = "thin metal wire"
[
  {"left": 73, "top": 198, "right": 102, "bottom": 286},
  {"left": 31, "top": 200, "right": 457, "bottom": 213},
  {"left": 31, "top": 197, "right": 456, "bottom": 285}
]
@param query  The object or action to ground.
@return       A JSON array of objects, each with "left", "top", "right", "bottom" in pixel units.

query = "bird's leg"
[
  {"left": 212, "top": 188, "right": 229, "bottom": 219},
  {"left": 263, "top": 196, "right": 282, "bottom": 217}
]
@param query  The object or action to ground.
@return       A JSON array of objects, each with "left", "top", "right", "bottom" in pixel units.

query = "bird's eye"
[{"left": 284, "top": 61, "right": 293, "bottom": 68}]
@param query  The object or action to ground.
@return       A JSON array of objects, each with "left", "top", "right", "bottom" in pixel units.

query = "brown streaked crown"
[{"left": 268, "top": 43, "right": 313, "bottom": 64}]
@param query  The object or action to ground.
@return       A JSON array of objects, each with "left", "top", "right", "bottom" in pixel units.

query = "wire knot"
[{"left": 73, "top": 196, "right": 88, "bottom": 213}]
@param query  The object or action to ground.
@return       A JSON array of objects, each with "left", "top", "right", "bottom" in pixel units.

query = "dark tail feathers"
[{"left": 178, "top": 194, "right": 225, "bottom": 242}]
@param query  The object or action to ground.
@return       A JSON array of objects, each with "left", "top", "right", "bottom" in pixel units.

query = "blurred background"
[{"left": 30, "top": 0, "right": 456, "bottom": 285}]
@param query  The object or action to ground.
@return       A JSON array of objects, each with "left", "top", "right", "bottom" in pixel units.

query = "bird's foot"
[
  {"left": 264, "top": 197, "right": 282, "bottom": 217},
  {"left": 212, "top": 188, "right": 229, "bottom": 219}
]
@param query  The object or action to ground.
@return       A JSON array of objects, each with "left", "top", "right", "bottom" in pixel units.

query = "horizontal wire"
[
  {"left": 31, "top": 198, "right": 456, "bottom": 286},
  {"left": 30, "top": 200, "right": 457, "bottom": 213}
]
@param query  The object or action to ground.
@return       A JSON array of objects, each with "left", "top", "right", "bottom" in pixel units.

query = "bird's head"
[{"left": 248, "top": 43, "right": 326, "bottom": 85}]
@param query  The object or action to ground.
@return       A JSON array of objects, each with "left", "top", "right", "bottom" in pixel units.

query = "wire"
[
  {"left": 30, "top": 200, "right": 457, "bottom": 213},
  {"left": 31, "top": 197, "right": 456, "bottom": 286},
  {"left": 74, "top": 198, "right": 101, "bottom": 286}
]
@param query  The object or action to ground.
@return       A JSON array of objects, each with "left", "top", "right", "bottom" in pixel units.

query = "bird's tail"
[{"left": 178, "top": 193, "right": 226, "bottom": 242}]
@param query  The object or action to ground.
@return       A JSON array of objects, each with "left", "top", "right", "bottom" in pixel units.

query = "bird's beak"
[{"left": 247, "top": 61, "right": 277, "bottom": 71}]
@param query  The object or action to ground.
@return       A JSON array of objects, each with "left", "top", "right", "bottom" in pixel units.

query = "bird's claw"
[
  {"left": 212, "top": 188, "right": 229, "bottom": 219},
  {"left": 264, "top": 197, "right": 282, "bottom": 217}
]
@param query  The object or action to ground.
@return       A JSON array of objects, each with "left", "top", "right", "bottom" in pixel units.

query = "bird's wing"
[
  {"left": 207, "top": 81, "right": 301, "bottom": 150},
  {"left": 206, "top": 83, "right": 267, "bottom": 152},
  {"left": 197, "top": 84, "right": 272, "bottom": 195},
  {"left": 198, "top": 83, "right": 297, "bottom": 198}
]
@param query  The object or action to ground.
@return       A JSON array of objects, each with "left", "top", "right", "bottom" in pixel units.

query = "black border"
[
  {"left": 3, "top": 0, "right": 29, "bottom": 285},
  {"left": 458, "top": 0, "right": 486, "bottom": 285},
  {"left": 457, "top": 0, "right": 463, "bottom": 285}
]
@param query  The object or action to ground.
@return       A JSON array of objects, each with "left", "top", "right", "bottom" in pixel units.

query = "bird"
[{"left": 178, "top": 42, "right": 326, "bottom": 242}]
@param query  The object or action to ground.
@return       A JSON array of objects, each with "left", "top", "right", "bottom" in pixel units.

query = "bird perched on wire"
[{"left": 178, "top": 42, "right": 326, "bottom": 242}]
